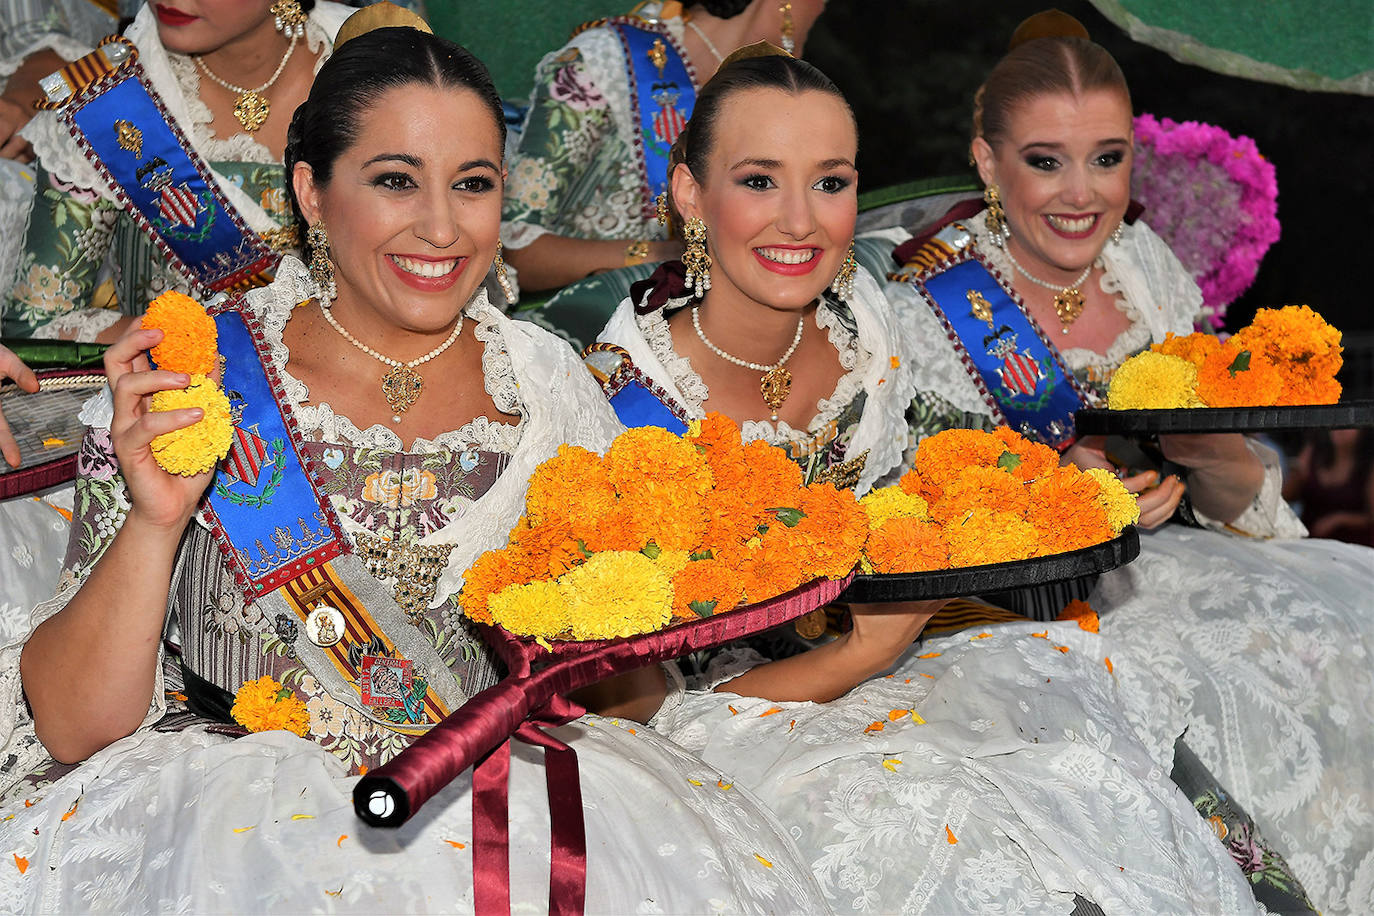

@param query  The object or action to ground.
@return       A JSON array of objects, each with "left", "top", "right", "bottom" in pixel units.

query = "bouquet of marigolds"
[
  {"left": 141, "top": 290, "right": 233, "bottom": 475},
  {"left": 1108, "top": 305, "right": 1342, "bottom": 409},
  {"left": 858, "top": 427, "right": 1140, "bottom": 574},
  {"left": 459, "top": 414, "right": 869, "bottom": 642}
]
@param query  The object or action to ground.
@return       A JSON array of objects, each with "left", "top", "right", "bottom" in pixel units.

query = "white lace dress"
[
  {"left": 887, "top": 218, "right": 1374, "bottom": 913},
  {"left": 0, "top": 263, "right": 827, "bottom": 914}
]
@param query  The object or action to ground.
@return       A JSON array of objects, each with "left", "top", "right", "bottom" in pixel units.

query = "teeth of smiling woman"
[
  {"left": 1046, "top": 214, "right": 1096, "bottom": 233},
  {"left": 390, "top": 255, "right": 458, "bottom": 278},
  {"left": 756, "top": 247, "right": 817, "bottom": 265}
]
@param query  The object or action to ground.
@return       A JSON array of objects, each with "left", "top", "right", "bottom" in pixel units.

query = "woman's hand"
[
  {"left": 1061, "top": 435, "right": 1183, "bottom": 528},
  {"left": 1158, "top": 433, "right": 1263, "bottom": 524},
  {"left": 0, "top": 345, "right": 40, "bottom": 467},
  {"left": 105, "top": 326, "right": 216, "bottom": 532},
  {"left": 845, "top": 599, "right": 946, "bottom": 674}
]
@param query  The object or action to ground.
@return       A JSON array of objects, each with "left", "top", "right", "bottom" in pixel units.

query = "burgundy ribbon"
[
  {"left": 472, "top": 693, "right": 586, "bottom": 915},
  {"left": 355, "top": 573, "right": 854, "bottom": 911}
]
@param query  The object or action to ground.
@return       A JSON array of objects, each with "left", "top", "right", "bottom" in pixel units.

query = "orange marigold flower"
[
  {"left": 944, "top": 508, "right": 1038, "bottom": 567},
  {"left": 1151, "top": 331, "right": 1221, "bottom": 369},
  {"left": 740, "top": 439, "right": 804, "bottom": 505},
  {"left": 909, "top": 428, "right": 1006, "bottom": 502},
  {"left": 1025, "top": 465, "right": 1112, "bottom": 552},
  {"left": 524, "top": 444, "right": 617, "bottom": 532},
  {"left": 143, "top": 290, "right": 218, "bottom": 376},
  {"left": 1058, "top": 599, "right": 1100, "bottom": 633},
  {"left": 1278, "top": 371, "right": 1342, "bottom": 406},
  {"left": 231, "top": 676, "right": 309, "bottom": 737},
  {"left": 864, "top": 516, "right": 950, "bottom": 573},
  {"left": 1196, "top": 342, "right": 1284, "bottom": 407},
  {"left": 1232, "top": 305, "right": 1343, "bottom": 406},
  {"left": 725, "top": 537, "right": 809, "bottom": 604},
  {"left": 990, "top": 426, "right": 1059, "bottom": 482},
  {"left": 671, "top": 557, "right": 745, "bottom": 619},
  {"left": 508, "top": 516, "right": 588, "bottom": 579},
  {"left": 459, "top": 548, "right": 524, "bottom": 625},
  {"left": 767, "top": 482, "right": 867, "bottom": 579},
  {"left": 929, "top": 465, "right": 1030, "bottom": 524},
  {"left": 608, "top": 427, "right": 713, "bottom": 550}
]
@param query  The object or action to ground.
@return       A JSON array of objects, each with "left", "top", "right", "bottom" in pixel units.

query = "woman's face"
[
  {"left": 151, "top": 0, "right": 278, "bottom": 55},
  {"left": 672, "top": 87, "right": 857, "bottom": 314},
  {"left": 293, "top": 83, "right": 504, "bottom": 336},
  {"left": 972, "top": 88, "right": 1133, "bottom": 279}
]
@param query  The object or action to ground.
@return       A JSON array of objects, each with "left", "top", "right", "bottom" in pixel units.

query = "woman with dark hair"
[
  {"left": 1284, "top": 428, "right": 1374, "bottom": 545},
  {"left": 501, "top": 0, "right": 827, "bottom": 294},
  {"left": 586, "top": 47, "right": 1268, "bottom": 914},
  {"left": 887, "top": 14, "right": 1371, "bottom": 909},
  {"left": 0, "top": 18, "right": 825, "bottom": 912}
]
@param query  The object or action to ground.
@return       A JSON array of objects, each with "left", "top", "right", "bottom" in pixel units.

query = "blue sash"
[
  {"left": 201, "top": 306, "right": 345, "bottom": 601},
  {"left": 45, "top": 38, "right": 278, "bottom": 295},
  {"left": 583, "top": 342, "right": 689, "bottom": 435},
  {"left": 915, "top": 254, "right": 1087, "bottom": 448},
  {"left": 612, "top": 20, "right": 696, "bottom": 217}
]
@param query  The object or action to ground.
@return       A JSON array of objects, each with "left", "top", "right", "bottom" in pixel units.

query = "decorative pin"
[
  {"left": 305, "top": 605, "right": 345, "bottom": 647},
  {"left": 966, "top": 289, "right": 994, "bottom": 329},
  {"left": 115, "top": 119, "right": 143, "bottom": 159},
  {"left": 647, "top": 38, "right": 668, "bottom": 78}
]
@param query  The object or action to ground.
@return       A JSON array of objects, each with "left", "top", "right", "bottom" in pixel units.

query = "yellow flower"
[
  {"left": 231, "top": 676, "right": 310, "bottom": 737},
  {"left": 1106, "top": 351, "right": 1202, "bottom": 409},
  {"left": 944, "top": 508, "right": 1039, "bottom": 567},
  {"left": 1083, "top": 468, "right": 1141, "bottom": 533},
  {"left": 149, "top": 375, "right": 233, "bottom": 476},
  {"left": 557, "top": 551, "right": 674, "bottom": 640},
  {"left": 859, "top": 486, "right": 930, "bottom": 531},
  {"left": 487, "top": 579, "right": 569, "bottom": 639}
]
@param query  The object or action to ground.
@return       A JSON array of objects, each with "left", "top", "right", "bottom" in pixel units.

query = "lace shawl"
[{"left": 595, "top": 265, "right": 918, "bottom": 495}]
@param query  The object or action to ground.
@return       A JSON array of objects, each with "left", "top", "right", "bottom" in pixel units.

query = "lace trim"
[
  {"left": 634, "top": 302, "right": 868, "bottom": 449},
  {"left": 967, "top": 218, "right": 1147, "bottom": 373},
  {"left": 246, "top": 257, "right": 524, "bottom": 454},
  {"left": 164, "top": 18, "right": 331, "bottom": 165}
]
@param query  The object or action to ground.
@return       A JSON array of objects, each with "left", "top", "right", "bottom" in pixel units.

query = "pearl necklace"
[
  {"left": 685, "top": 19, "right": 725, "bottom": 66},
  {"left": 193, "top": 30, "right": 299, "bottom": 132},
  {"left": 1002, "top": 245, "right": 1094, "bottom": 334},
  {"left": 319, "top": 301, "right": 463, "bottom": 421},
  {"left": 692, "top": 306, "right": 805, "bottom": 421}
]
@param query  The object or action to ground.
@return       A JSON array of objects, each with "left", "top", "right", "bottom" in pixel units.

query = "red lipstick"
[
  {"left": 752, "top": 245, "right": 822, "bottom": 276},
  {"left": 385, "top": 254, "right": 466, "bottom": 292},
  {"left": 154, "top": 5, "right": 198, "bottom": 26}
]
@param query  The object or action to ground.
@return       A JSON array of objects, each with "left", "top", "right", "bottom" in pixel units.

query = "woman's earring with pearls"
[
  {"left": 270, "top": 0, "right": 307, "bottom": 38},
  {"left": 681, "top": 217, "right": 712, "bottom": 299},
  {"left": 983, "top": 185, "right": 1009, "bottom": 247},
  {"left": 830, "top": 243, "right": 858, "bottom": 300},
  {"left": 779, "top": 2, "right": 795, "bottom": 55},
  {"left": 1111, "top": 221, "right": 1124, "bottom": 245},
  {"left": 306, "top": 222, "right": 336, "bottom": 308},
  {"left": 494, "top": 241, "right": 517, "bottom": 304}
]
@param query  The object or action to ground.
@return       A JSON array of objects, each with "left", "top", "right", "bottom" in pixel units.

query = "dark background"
[{"left": 805, "top": 0, "right": 1374, "bottom": 395}]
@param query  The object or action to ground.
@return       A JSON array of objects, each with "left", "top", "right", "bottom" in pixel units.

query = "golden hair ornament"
[{"left": 333, "top": 2, "right": 433, "bottom": 51}]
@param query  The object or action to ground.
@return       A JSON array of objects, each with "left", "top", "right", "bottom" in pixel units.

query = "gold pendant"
[
  {"left": 760, "top": 365, "right": 792, "bottom": 413},
  {"left": 1054, "top": 287, "right": 1086, "bottom": 327},
  {"left": 381, "top": 365, "right": 423, "bottom": 415},
  {"left": 233, "top": 91, "right": 270, "bottom": 132},
  {"left": 794, "top": 607, "right": 827, "bottom": 639}
]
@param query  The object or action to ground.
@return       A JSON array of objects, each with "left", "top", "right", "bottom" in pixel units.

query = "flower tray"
[
  {"left": 1075, "top": 402, "right": 1374, "bottom": 436},
  {"left": 353, "top": 571, "right": 855, "bottom": 829},
  {"left": 840, "top": 527, "right": 1139, "bottom": 603},
  {"left": 0, "top": 370, "right": 106, "bottom": 500}
]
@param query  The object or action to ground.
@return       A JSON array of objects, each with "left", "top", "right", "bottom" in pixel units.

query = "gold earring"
[
  {"left": 983, "top": 185, "right": 1009, "bottom": 247},
  {"left": 830, "top": 243, "right": 858, "bottom": 300},
  {"left": 779, "top": 2, "right": 795, "bottom": 55},
  {"left": 656, "top": 192, "right": 669, "bottom": 227},
  {"left": 681, "top": 217, "right": 711, "bottom": 299},
  {"left": 494, "top": 241, "right": 517, "bottom": 304},
  {"left": 306, "top": 222, "right": 336, "bottom": 307},
  {"left": 270, "top": 0, "right": 307, "bottom": 38}
]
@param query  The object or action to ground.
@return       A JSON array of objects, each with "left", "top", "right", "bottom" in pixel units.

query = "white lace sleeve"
[
  {"left": 1191, "top": 437, "right": 1307, "bottom": 539},
  {"left": 1103, "top": 221, "right": 1204, "bottom": 340},
  {"left": 687, "top": 645, "right": 769, "bottom": 692}
]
